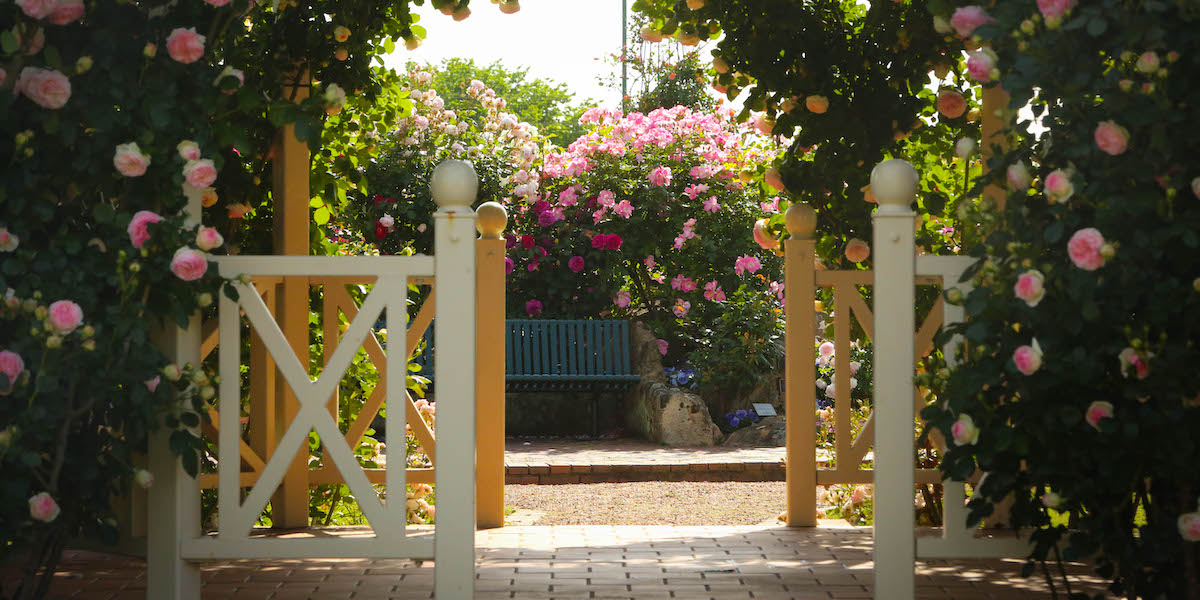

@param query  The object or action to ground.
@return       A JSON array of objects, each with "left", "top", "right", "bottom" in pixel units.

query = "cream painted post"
[
  {"left": 147, "top": 187, "right": 204, "bottom": 599},
  {"left": 784, "top": 203, "right": 818, "bottom": 527},
  {"left": 475, "top": 202, "right": 507, "bottom": 529},
  {"left": 430, "top": 160, "right": 479, "bottom": 598},
  {"left": 871, "top": 159, "right": 919, "bottom": 600},
  {"left": 270, "top": 70, "right": 312, "bottom": 528}
]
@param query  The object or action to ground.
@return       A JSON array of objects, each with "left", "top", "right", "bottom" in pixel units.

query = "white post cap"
[
  {"left": 870, "top": 159, "right": 918, "bottom": 207},
  {"left": 430, "top": 159, "right": 479, "bottom": 208}
]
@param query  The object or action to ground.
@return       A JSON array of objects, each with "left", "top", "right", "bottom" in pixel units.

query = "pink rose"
[
  {"left": 1013, "top": 341, "right": 1043, "bottom": 375},
  {"left": 950, "top": 6, "right": 995, "bottom": 38},
  {"left": 1013, "top": 270, "right": 1045, "bottom": 307},
  {"left": 134, "top": 469, "right": 155, "bottom": 489},
  {"left": 937, "top": 89, "right": 967, "bottom": 119},
  {"left": 47, "top": 300, "right": 84, "bottom": 334},
  {"left": 177, "top": 140, "right": 201, "bottom": 161},
  {"left": 1042, "top": 492, "right": 1062, "bottom": 508},
  {"left": 16, "top": 0, "right": 54, "bottom": 19},
  {"left": 764, "top": 168, "right": 785, "bottom": 192},
  {"left": 1036, "top": 0, "right": 1075, "bottom": 19},
  {"left": 1067, "top": 228, "right": 1106, "bottom": 271},
  {"left": 195, "top": 226, "right": 224, "bottom": 251},
  {"left": 752, "top": 219, "right": 778, "bottom": 250},
  {"left": 15, "top": 67, "right": 71, "bottom": 109},
  {"left": 1136, "top": 52, "right": 1160, "bottom": 74},
  {"left": 144, "top": 376, "right": 161, "bottom": 393},
  {"left": 1093, "top": 121, "right": 1130, "bottom": 156},
  {"left": 166, "top": 27, "right": 206, "bottom": 64},
  {"left": 0, "top": 228, "right": 19, "bottom": 252},
  {"left": 28, "top": 492, "right": 60, "bottom": 523},
  {"left": 1117, "top": 347, "right": 1150, "bottom": 380},
  {"left": 951, "top": 414, "right": 979, "bottom": 446},
  {"left": 966, "top": 48, "right": 998, "bottom": 82},
  {"left": 657, "top": 339, "right": 669, "bottom": 356},
  {"left": 0, "top": 350, "right": 25, "bottom": 391},
  {"left": 844, "top": 238, "right": 870, "bottom": 263},
  {"left": 1044, "top": 169, "right": 1075, "bottom": 203},
  {"left": 1178, "top": 512, "right": 1200, "bottom": 542},
  {"left": 183, "top": 159, "right": 218, "bottom": 189},
  {"left": 127, "top": 210, "right": 162, "bottom": 248},
  {"left": 567, "top": 256, "right": 585, "bottom": 273},
  {"left": 1006, "top": 162, "right": 1032, "bottom": 189},
  {"left": 525, "top": 299, "right": 542, "bottom": 317},
  {"left": 647, "top": 166, "right": 672, "bottom": 187},
  {"left": 170, "top": 247, "right": 209, "bottom": 281},
  {"left": 48, "top": 0, "right": 84, "bottom": 24},
  {"left": 615, "top": 290, "right": 631, "bottom": 308},
  {"left": 1084, "top": 400, "right": 1114, "bottom": 431},
  {"left": 673, "top": 299, "right": 691, "bottom": 318},
  {"left": 805, "top": 95, "right": 829, "bottom": 114},
  {"left": 113, "top": 142, "right": 151, "bottom": 177}
]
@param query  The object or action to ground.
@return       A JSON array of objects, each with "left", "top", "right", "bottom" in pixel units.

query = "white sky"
[{"left": 382, "top": 0, "right": 630, "bottom": 107}]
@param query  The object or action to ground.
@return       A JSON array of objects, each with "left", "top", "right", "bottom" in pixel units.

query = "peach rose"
[
  {"left": 950, "top": 6, "right": 994, "bottom": 38},
  {"left": 15, "top": 67, "right": 71, "bottom": 109},
  {"left": 200, "top": 188, "right": 218, "bottom": 207},
  {"left": 183, "top": 159, "right": 217, "bottom": 188},
  {"left": 752, "top": 219, "right": 778, "bottom": 250},
  {"left": 166, "top": 27, "right": 206, "bottom": 64},
  {"left": 951, "top": 414, "right": 980, "bottom": 446},
  {"left": 1013, "top": 270, "right": 1045, "bottom": 307},
  {"left": 764, "top": 167, "right": 785, "bottom": 192},
  {"left": 844, "top": 238, "right": 870, "bottom": 263},
  {"left": 227, "top": 203, "right": 252, "bottom": 219},
  {"left": 113, "top": 142, "right": 151, "bottom": 177},
  {"left": 1013, "top": 340, "right": 1043, "bottom": 375},
  {"left": 170, "top": 247, "right": 208, "bottom": 281},
  {"left": 1084, "top": 400, "right": 1114, "bottom": 431},
  {"left": 1093, "top": 120, "right": 1130, "bottom": 156},
  {"left": 805, "top": 95, "right": 829, "bottom": 114},
  {"left": 47, "top": 299, "right": 83, "bottom": 334},
  {"left": 127, "top": 210, "right": 162, "bottom": 248},
  {"left": 28, "top": 492, "right": 60, "bottom": 523},
  {"left": 195, "top": 226, "right": 224, "bottom": 251},
  {"left": 333, "top": 26, "right": 351, "bottom": 42},
  {"left": 937, "top": 89, "right": 967, "bottom": 119},
  {"left": 1067, "top": 227, "right": 1106, "bottom": 271},
  {"left": 640, "top": 26, "right": 664, "bottom": 43}
]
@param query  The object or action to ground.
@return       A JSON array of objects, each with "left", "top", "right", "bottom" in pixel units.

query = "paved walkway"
[
  {"left": 505, "top": 439, "right": 787, "bottom": 483},
  {"left": 36, "top": 526, "right": 1109, "bottom": 599}
]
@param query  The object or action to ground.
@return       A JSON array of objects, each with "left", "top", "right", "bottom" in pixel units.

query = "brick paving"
[
  {"left": 505, "top": 438, "right": 788, "bottom": 484},
  {"left": 33, "top": 525, "right": 1111, "bottom": 599}
]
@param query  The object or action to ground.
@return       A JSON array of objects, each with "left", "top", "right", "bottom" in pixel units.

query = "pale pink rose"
[
  {"left": 47, "top": 300, "right": 83, "bottom": 334},
  {"left": 166, "top": 27, "right": 206, "bottom": 64},
  {"left": 1067, "top": 228, "right": 1106, "bottom": 271},
  {"left": 1093, "top": 121, "right": 1130, "bottom": 156},
  {"left": 134, "top": 469, "right": 155, "bottom": 489},
  {"left": 28, "top": 492, "right": 60, "bottom": 523},
  {"left": 955, "top": 138, "right": 976, "bottom": 159},
  {"left": 0, "top": 228, "right": 19, "bottom": 252},
  {"left": 113, "top": 142, "right": 151, "bottom": 177},
  {"left": 16, "top": 0, "right": 54, "bottom": 19},
  {"left": 183, "top": 159, "right": 218, "bottom": 188},
  {"left": 1041, "top": 491, "right": 1062, "bottom": 508},
  {"left": 15, "top": 67, "right": 71, "bottom": 109},
  {"left": 1084, "top": 400, "right": 1114, "bottom": 431},
  {"left": 195, "top": 227, "right": 224, "bottom": 251},
  {"left": 805, "top": 95, "right": 829, "bottom": 114},
  {"left": 1136, "top": 52, "right": 1160, "bottom": 74},
  {"left": 753, "top": 219, "right": 778, "bottom": 250},
  {"left": 212, "top": 66, "right": 243, "bottom": 93},
  {"left": 170, "top": 247, "right": 208, "bottom": 281},
  {"left": 1036, "top": 0, "right": 1075, "bottom": 19},
  {"left": 1178, "top": 512, "right": 1200, "bottom": 542},
  {"left": 1117, "top": 347, "right": 1150, "bottom": 380},
  {"left": 764, "top": 168, "right": 785, "bottom": 191},
  {"left": 657, "top": 339, "right": 668, "bottom": 356},
  {"left": 966, "top": 48, "right": 998, "bottom": 82},
  {"left": 127, "top": 210, "right": 162, "bottom": 248},
  {"left": 177, "top": 140, "right": 201, "bottom": 161},
  {"left": 1013, "top": 270, "right": 1045, "bottom": 307},
  {"left": 937, "top": 89, "right": 967, "bottom": 119},
  {"left": 818, "top": 341, "right": 835, "bottom": 359},
  {"left": 951, "top": 414, "right": 979, "bottom": 446},
  {"left": 1192, "top": 177, "right": 1200, "bottom": 200},
  {"left": 1044, "top": 169, "right": 1074, "bottom": 203},
  {"left": 1006, "top": 162, "right": 1032, "bottom": 189},
  {"left": 144, "top": 376, "right": 161, "bottom": 393},
  {"left": 1012, "top": 341, "right": 1043, "bottom": 375},
  {"left": 844, "top": 238, "right": 870, "bottom": 263},
  {"left": 950, "top": 6, "right": 994, "bottom": 38},
  {"left": 48, "top": 0, "right": 84, "bottom": 24},
  {"left": 0, "top": 350, "right": 25, "bottom": 391}
]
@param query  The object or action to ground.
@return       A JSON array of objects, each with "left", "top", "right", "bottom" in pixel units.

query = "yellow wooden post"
[
  {"left": 784, "top": 203, "right": 818, "bottom": 527},
  {"left": 269, "top": 69, "right": 311, "bottom": 528},
  {"left": 474, "top": 202, "right": 507, "bottom": 529}
]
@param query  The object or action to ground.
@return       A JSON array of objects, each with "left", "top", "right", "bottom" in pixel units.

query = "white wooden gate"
[{"left": 147, "top": 160, "right": 480, "bottom": 600}]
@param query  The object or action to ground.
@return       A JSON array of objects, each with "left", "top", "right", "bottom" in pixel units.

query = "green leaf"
[
  {"left": 1043, "top": 221, "right": 1064, "bottom": 244},
  {"left": 1086, "top": 17, "right": 1108, "bottom": 36},
  {"left": 0, "top": 31, "right": 17, "bottom": 55},
  {"left": 314, "top": 206, "right": 331, "bottom": 225}
]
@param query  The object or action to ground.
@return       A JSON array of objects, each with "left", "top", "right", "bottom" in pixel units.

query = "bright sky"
[{"left": 382, "top": 0, "right": 630, "bottom": 107}]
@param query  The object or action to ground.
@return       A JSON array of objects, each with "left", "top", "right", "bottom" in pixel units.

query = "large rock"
[
  {"left": 723, "top": 416, "right": 786, "bottom": 447},
  {"left": 624, "top": 322, "right": 723, "bottom": 446}
]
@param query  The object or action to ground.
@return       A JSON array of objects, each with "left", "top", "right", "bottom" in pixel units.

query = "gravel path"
[{"left": 504, "top": 481, "right": 788, "bottom": 526}]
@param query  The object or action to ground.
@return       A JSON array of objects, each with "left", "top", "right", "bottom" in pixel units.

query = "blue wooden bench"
[{"left": 407, "top": 319, "right": 641, "bottom": 436}]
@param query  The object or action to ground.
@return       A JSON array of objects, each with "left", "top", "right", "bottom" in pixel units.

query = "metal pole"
[{"left": 621, "top": 0, "right": 628, "bottom": 109}]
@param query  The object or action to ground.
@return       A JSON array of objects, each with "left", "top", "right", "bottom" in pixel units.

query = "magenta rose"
[
  {"left": 170, "top": 247, "right": 208, "bottom": 281},
  {"left": 1067, "top": 228, "right": 1106, "bottom": 271},
  {"left": 1093, "top": 120, "right": 1130, "bottom": 156},
  {"left": 504, "top": 257, "right": 514, "bottom": 274},
  {"left": 936, "top": 89, "right": 967, "bottom": 119},
  {"left": 47, "top": 299, "right": 84, "bottom": 334},
  {"left": 567, "top": 256, "right": 585, "bottom": 273},
  {"left": 1012, "top": 341, "right": 1043, "bottom": 375},
  {"left": 166, "top": 27, "right": 206, "bottom": 64},
  {"left": 15, "top": 67, "right": 71, "bottom": 109},
  {"left": 525, "top": 299, "right": 543, "bottom": 317},
  {"left": 1013, "top": 270, "right": 1045, "bottom": 307},
  {"left": 0, "top": 350, "right": 25, "bottom": 392},
  {"left": 1036, "top": 0, "right": 1076, "bottom": 19},
  {"left": 183, "top": 159, "right": 218, "bottom": 188},
  {"left": 48, "top": 0, "right": 84, "bottom": 24},
  {"left": 127, "top": 210, "right": 162, "bottom": 248},
  {"left": 114, "top": 142, "right": 151, "bottom": 177},
  {"left": 28, "top": 492, "right": 60, "bottom": 523},
  {"left": 950, "top": 6, "right": 994, "bottom": 38},
  {"left": 1084, "top": 400, "right": 1114, "bottom": 431},
  {"left": 656, "top": 339, "right": 668, "bottom": 356}
]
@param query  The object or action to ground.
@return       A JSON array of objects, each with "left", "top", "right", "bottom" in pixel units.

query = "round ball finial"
[
  {"left": 870, "top": 159, "right": 919, "bottom": 207},
  {"left": 784, "top": 202, "right": 817, "bottom": 239},
  {"left": 475, "top": 202, "right": 508, "bottom": 239},
  {"left": 430, "top": 159, "right": 479, "bottom": 208}
]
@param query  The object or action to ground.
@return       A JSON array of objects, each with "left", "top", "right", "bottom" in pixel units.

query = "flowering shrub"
[
  {"left": 814, "top": 338, "right": 873, "bottom": 409},
  {"left": 505, "top": 105, "right": 787, "bottom": 404},
  {"left": 918, "top": 1, "right": 1200, "bottom": 596},
  {"left": 720, "top": 407, "right": 761, "bottom": 433}
]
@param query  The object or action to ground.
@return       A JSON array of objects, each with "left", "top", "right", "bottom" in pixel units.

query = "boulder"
[
  {"left": 723, "top": 416, "right": 787, "bottom": 447},
  {"left": 624, "top": 322, "right": 723, "bottom": 446}
]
